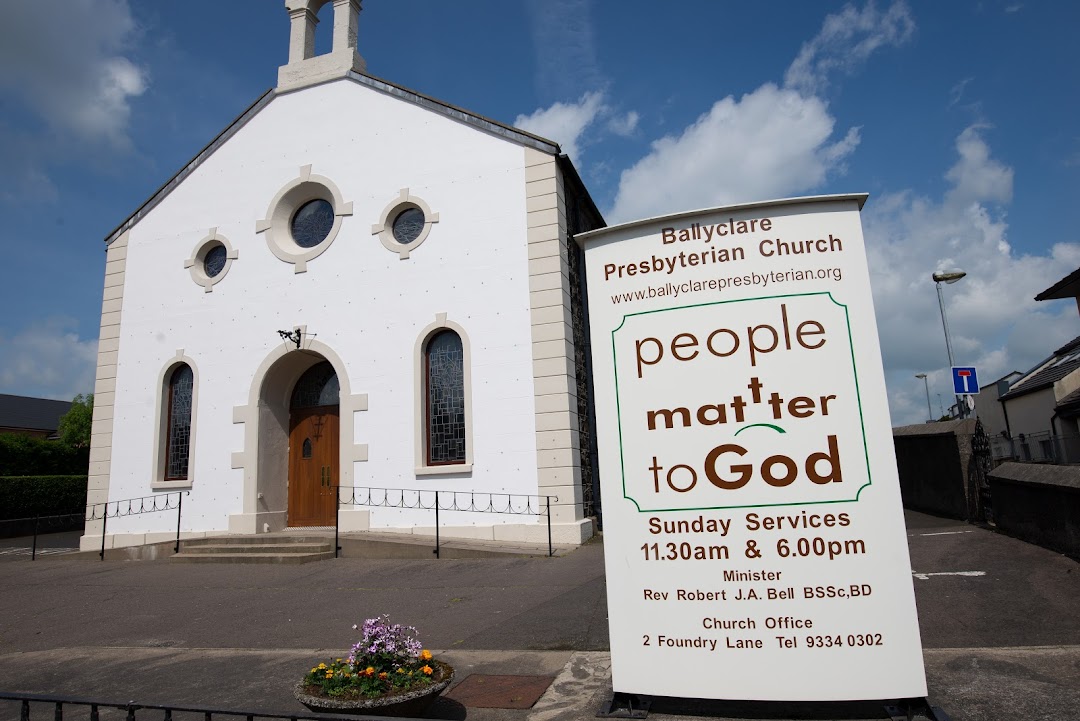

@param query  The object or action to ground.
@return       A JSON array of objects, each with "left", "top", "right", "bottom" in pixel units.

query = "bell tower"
[{"left": 278, "top": 0, "right": 366, "bottom": 91}]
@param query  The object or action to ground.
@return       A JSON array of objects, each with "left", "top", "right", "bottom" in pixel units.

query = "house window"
[
  {"left": 425, "top": 330, "right": 466, "bottom": 465},
  {"left": 165, "top": 364, "right": 194, "bottom": 480}
]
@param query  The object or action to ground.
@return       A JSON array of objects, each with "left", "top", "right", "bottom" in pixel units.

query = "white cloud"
[
  {"left": 604, "top": 1, "right": 919, "bottom": 224},
  {"left": 607, "top": 84, "right": 860, "bottom": 223},
  {"left": 0, "top": 0, "right": 147, "bottom": 147},
  {"left": 516, "top": 91, "right": 607, "bottom": 161},
  {"left": 784, "top": 0, "right": 915, "bottom": 96},
  {"left": 864, "top": 126, "right": 1080, "bottom": 425},
  {"left": 0, "top": 319, "right": 97, "bottom": 401},
  {"left": 945, "top": 125, "right": 1013, "bottom": 207},
  {"left": 607, "top": 111, "right": 640, "bottom": 138}
]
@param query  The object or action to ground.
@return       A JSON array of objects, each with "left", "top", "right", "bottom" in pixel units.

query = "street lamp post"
[
  {"left": 915, "top": 373, "right": 932, "bottom": 422},
  {"left": 932, "top": 270, "right": 967, "bottom": 418}
]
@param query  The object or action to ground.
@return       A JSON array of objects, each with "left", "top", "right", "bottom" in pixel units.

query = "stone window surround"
[
  {"left": 184, "top": 228, "right": 238, "bottom": 292},
  {"left": 151, "top": 350, "right": 199, "bottom": 490},
  {"left": 414, "top": 313, "right": 473, "bottom": 475},
  {"left": 372, "top": 189, "right": 439, "bottom": 260},
  {"left": 256, "top": 165, "right": 353, "bottom": 273}
]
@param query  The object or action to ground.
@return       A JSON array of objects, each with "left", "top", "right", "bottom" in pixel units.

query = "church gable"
[{"left": 84, "top": 1, "right": 599, "bottom": 553}]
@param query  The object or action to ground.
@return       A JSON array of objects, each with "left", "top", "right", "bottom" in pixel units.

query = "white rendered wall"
[{"left": 102, "top": 79, "right": 547, "bottom": 538}]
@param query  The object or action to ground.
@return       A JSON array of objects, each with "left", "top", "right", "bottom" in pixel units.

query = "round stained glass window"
[
  {"left": 291, "top": 199, "right": 335, "bottom": 249},
  {"left": 203, "top": 244, "right": 227, "bottom": 278},
  {"left": 391, "top": 207, "right": 425, "bottom": 245}
]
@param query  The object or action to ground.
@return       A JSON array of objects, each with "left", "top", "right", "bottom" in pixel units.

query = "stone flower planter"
[{"left": 294, "top": 660, "right": 454, "bottom": 717}]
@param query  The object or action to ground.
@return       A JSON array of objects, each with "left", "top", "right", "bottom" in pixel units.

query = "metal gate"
[{"left": 968, "top": 419, "right": 994, "bottom": 524}]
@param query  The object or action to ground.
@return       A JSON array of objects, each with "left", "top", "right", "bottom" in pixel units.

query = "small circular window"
[
  {"left": 291, "top": 199, "right": 335, "bottom": 249},
  {"left": 392, "top": 207, "right": 425, "bottom": 244},
  {"left": 372, "top": 189, "right": 439, "bottom": 260},
  {"left": 203, "top": 243, "right": 227, "bottom": 278},
  {"left": 185, "top": 231, "right": 237, "bottom": 292}
]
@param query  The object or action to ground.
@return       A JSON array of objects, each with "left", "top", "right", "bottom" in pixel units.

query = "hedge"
[
  {"left": 0, "top": 476, "right": 88, "bottom": 520},
  {"left": 0, "top": 434, "right": 89, "bottom": 476}
]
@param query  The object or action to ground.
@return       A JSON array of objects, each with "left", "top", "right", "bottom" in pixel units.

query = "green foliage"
[
  {"left": 0, "top": 434, "right": 89, "bottom": 475},
  {"left": 0, "top": 476, "right": 87, "bottom": 520},
  {"left": 58, "top": 394, "right": 94, "bottom": 448}
]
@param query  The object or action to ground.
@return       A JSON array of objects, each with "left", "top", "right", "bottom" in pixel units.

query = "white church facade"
[{"left": 83, "top": 0, "right": 603, "bottom": 551}]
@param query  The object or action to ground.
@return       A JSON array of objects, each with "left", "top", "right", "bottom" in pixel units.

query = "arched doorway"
[{"left": 288, "top": 361, "right": 339, "bottom": 526}]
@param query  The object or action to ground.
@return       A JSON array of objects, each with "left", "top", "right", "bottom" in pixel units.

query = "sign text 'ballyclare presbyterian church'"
[{"left": 577, "top": 195, "right": 928, "bottom": 702}]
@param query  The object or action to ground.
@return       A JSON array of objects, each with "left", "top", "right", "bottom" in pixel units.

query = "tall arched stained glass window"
[
  {"left": 425, "top": 330, "right": 466, "bottom": 465},
  {"left": 165, "top": 364, "right": 194, "bottom": 480}
]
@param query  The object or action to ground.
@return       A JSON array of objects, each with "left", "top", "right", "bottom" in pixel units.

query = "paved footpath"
[{"left": 0, "top": 511, "right": 1078, "bottom": 720}]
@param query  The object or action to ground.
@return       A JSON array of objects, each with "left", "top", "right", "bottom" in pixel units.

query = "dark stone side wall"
[
  {"left": 988, "top": 462, "right": 1080, "bottom": 559},
  {"left": 892, "top": 419, "right": 977, "bottom": 520}
]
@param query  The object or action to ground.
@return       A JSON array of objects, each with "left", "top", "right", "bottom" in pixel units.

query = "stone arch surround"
[{"left": 228, "top": 336, "right": 368, "bottom": 533}]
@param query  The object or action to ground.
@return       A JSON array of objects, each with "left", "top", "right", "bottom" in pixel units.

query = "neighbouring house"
[
  {"left": 988, "top": 264, "right": 1080, "bottom": 464},
  {"left": 84, "top": 0, "right": 603, "bottom": 551},
  {"left": 0, "top": 394, "right": 72, "bottom": 440},
  {"left": 974, "top": 371, "right": 1022, "bottom": 437}
]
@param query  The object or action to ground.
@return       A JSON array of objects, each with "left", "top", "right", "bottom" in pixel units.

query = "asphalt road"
[{"left": 0, "top": 511, "right": 1077, "bottom": 720}]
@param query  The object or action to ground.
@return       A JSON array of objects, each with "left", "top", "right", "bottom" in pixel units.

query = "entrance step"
[{"left": 172, "top": 536, "right": 334, "bottom": 564}]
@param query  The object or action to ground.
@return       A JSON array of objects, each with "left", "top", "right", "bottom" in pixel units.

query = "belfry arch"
[{"left": 279, "top": 0, "right": 365, "bottom": 90}]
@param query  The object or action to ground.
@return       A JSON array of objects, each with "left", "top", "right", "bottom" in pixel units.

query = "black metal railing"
[
  {"left": 3, "top": 492, "right": 190, "bottom": 562},
  {"left": 86, "top": 491, "right": 190, "bottom": 561},
  {"left": 0, "top": 690, "right": 424, "bottom": 721},
  {"left": 333, "top": 486, "right": 559, "bottom": 559},
  {"left": 0, "top": 512, "right": 83, "bottom": 560}
]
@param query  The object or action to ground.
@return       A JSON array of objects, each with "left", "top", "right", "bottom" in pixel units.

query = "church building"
[{"left": 83, "top": 0, "right": 603, "bottom": 551}]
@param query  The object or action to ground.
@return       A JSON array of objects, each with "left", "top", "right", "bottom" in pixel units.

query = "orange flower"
[
  {"left": 419, "top": 649, "right": 433, "bottom": 661},
  {"left": 365, "top": 666, "right": 376, "bottom": 677},
  {"left": 378, "top": 671, "right": 389, "bottom": 679},
  {"left": 421, "top": 665, "right": 433, "bottom": 675}
]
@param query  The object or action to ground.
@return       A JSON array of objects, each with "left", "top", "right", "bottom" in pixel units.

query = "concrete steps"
[{"left": 172, "top": 535, "right": 335, "bottom": 564}]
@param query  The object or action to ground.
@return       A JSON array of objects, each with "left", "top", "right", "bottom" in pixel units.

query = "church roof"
[{"left": 104, "top": 71, "right": 565, "bottom": 245}]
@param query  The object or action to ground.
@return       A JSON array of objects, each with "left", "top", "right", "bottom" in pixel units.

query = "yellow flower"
[
  {"left": 396, "top": 668, "right": 406, "bottom": 674},
  {"left": 421, "top": 665, "right": 433, "bottom": 676},
  {"left": 310, "top": 667, "right": 317, "bottom": 674},
  {"left": 317, "top": 663, "right": 327, "bottom": 669},
  {"left": 336, "top": 658, "right": 342, "bottom": 663},
  {"left": 419, "top": 649, "right": 433, "bottom": 661}
]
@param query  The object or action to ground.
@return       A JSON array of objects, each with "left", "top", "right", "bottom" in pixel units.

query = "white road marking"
[
  {"left": 919, "top": 530, "right": 974, "bottom": 536},
  {"left": 0, "top": 547, "right": 79, "bottom": 556},
  {"left": 912, "top": 570, "right": 986, "bottom": 580}
]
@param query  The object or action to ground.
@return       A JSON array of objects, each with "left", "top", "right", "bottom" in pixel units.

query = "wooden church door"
[
  {"left": 288, "top": 408, "right": 339, "bottom": 526},
  {"left": 287, "top": 362, "right": 340, "bottom": 527}
]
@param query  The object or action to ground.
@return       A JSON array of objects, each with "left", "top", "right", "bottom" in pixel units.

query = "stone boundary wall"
[
  {"left": 892, "top": 419, "right": 977, "bottom": 520},
  {"left": 988, "top": 462, "right": 1080, "bottom": 559}
]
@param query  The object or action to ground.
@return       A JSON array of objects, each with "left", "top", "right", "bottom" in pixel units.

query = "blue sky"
[{"left": 1, "top": 0, "right": 1078, "bottom": 425}]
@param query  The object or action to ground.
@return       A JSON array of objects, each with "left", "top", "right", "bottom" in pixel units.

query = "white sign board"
[{"left": 578, "top": 196, "right": 927, "bottom": 701}]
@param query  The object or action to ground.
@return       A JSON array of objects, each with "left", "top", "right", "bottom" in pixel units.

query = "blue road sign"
[{"left": 952, "top": 366, "right": 979, "bottom": 395}]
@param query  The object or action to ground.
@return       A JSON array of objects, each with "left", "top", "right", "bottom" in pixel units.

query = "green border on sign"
[{"left": 611, "top": 292, "right": 872, "bottom": 513}]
